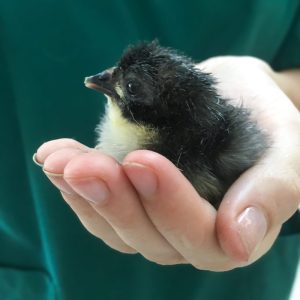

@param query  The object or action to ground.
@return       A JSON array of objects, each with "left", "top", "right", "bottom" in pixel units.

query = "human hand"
[{"left": 34, "top": 56, "right": 300, "bottom": 271}]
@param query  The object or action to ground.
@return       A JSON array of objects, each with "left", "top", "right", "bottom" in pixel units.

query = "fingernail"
[
  {"left": 67, "top": 177, "right": 110, "bottom": 205},
  {"left": 237, "top": 207, "right": 267, "bottom": 258},
  {"left": 123, "top": 162, "right": 157, "bottom": 198},
  {"left": 32, "top": 153, "right": 44, "bottom": 167}
]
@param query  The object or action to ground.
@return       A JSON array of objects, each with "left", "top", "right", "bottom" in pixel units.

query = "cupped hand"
[{"left": 35, "top": 57, "right": 300, "bottom": 271}]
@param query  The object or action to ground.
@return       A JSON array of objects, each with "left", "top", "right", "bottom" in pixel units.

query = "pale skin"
[{"left": 35, "top": 57, "right": 300, "bottom": 271}]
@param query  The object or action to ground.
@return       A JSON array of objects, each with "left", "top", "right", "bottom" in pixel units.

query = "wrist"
[{"left": 268, "top": 69, "right": 300, "bottom": 111}]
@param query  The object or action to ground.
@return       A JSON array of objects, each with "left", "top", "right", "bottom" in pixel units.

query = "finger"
[
  {"left": 63, "top": 151, "right": 185, "bottom": 265},
  {"left": 43, "top": 147, "right": 90, "bottom": 192},
  {"left": 43, "top": 148, "right": 136, "bottom": 253},
  {"left": 123, "top": 150, "right": 237, "bottom": 271},
  {"left": 60, "top": 192, "right": 137, "bottom": 254},
  {"left": 217, "top": 150, "right": 300, "bottom": 263},
  {"left": 35, "top": 138, "right": 90, "bottom": 165}
]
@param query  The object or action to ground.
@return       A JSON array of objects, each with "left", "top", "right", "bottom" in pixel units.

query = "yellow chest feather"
[{"left": 96, "top": 98, "right": 157, "bottom": 161}]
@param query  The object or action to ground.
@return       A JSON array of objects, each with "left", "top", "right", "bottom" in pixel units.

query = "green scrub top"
[{"left": 1, "top": 1, "right": 300, "bottom": 299}]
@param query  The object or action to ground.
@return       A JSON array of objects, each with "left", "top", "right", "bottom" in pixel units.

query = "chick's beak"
[{"left": 84, "top": 67, "right": 116, "bottom": 97}]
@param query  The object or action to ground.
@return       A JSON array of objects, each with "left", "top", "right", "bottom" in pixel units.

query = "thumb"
[{"left": 216, "top": 156, "right": 300, "bottom": 263}]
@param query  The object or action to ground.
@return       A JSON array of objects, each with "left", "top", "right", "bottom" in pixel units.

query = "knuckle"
[
  {"left": 108, "top": 209, "right": 138, "bottom": 230},
  {"left": 95, "top": 235, "right": 138, "bottom": 255},
  {"left": 144, "top": 252, "right": 185, "bottom": 266},
  {"left": 72, "top": 213, "right": 138, "bottom": 254},
  {"left": 191, "top": 259, "right": 241, "bottom": 272}
]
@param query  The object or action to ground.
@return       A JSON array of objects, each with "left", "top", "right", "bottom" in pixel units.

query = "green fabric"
[
  {"left": 1, "top": 0, "right": 300, "bottom": 299},
  {"left": 0, "top": 268, "right": 55, "bottom": 300}
]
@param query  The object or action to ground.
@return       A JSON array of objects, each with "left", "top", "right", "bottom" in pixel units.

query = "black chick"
[{"left": 84, "top": 41, "right": 268, "bottom": 208}]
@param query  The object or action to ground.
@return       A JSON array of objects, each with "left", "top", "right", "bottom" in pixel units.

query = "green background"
[{"left": 1, "top": 1, "right": 300, "bottom": 299}]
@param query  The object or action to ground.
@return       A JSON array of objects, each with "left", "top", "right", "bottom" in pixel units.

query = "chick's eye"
[{"left": 126, "top": 81, "right": 140, "bottom": 96}]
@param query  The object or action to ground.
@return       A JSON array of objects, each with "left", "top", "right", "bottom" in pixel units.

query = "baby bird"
[{"left": 84, "top": 41, "right": 267, "bottom": 208}]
